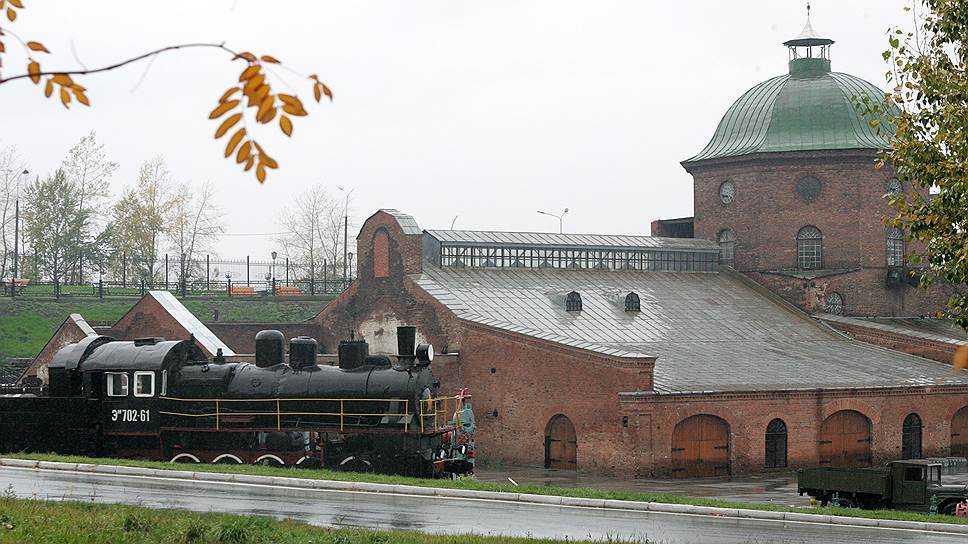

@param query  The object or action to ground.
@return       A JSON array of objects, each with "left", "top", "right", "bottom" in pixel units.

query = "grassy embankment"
[
  {"left": 0, "top": 495, "right": 627, "bottom": 544},
  {"left": 0, "top": 298, "right": 331, "bottom": 359},
  {"left": 7, "top": 453, "right": 967, "bottom": 527}
]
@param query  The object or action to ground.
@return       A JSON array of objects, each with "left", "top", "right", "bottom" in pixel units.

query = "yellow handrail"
[{"left": 159, "top": 394, "right": 466, "bottom": 434}]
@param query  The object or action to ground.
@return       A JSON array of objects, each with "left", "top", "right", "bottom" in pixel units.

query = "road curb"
[{"left": 2, "top": 458, "right": 966, "bottom": 534}]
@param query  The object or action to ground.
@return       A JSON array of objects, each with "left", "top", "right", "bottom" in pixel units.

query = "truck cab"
[{"left": 890, "top": 460, "right": 940, "bottom": 507}]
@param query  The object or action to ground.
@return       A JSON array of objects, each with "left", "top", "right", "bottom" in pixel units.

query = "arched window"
[
  {"left": 902, "top": 413, "right": 922, "bottom": 459},
  {"left": 625, "top": 292, "right": 640, "bottom": 312},
  {"left": 373, "top": 229, "right": 390, "bottom": 278},
  {"left": 887, "top": 227, "right": 905, "bottom": 267},
  {"left": 765, "top": 418, "right": 788, "bottom": 468},
  {"left": 796, "top": 226, "right": 823, "bottom": 270},
  {"left": 565, "top": 291, "right": 582, "bottom": 312},
  {"left": 718, "top": 229, "right": 736, "bottom": 268},
  {"left": 825, "top": 292, "right": 844, "bottom": 315}
]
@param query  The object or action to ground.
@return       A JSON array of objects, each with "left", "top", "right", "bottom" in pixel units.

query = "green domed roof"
[{"left": 685, "top": 56, "right": 895, "bottom": 164}]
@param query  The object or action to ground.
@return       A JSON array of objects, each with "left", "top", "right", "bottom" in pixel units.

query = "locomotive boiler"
[{"left": 0, "top": 327, "right": 476, "bottom": 478}]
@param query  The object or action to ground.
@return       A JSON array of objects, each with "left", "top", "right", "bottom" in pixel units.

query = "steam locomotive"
[{"left": 0, "top": 326, "right": 476, "bottom": 477}]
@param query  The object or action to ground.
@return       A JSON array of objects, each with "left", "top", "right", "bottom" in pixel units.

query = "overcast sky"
[{"left": 1, "top": 0, "right": 908, "bottom": 258}]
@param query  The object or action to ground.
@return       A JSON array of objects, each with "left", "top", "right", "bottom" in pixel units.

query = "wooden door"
[
  {"left": 671, "top": 415, "right": 730, "bottom": 478},
  {"left": 952, "top": 406, "right": 968, "bottom": 457},
  {"left": 544, "top": 415, "right": 577, "bottom": 470},
  {"left": 819, "top": 410, "right": 871, "bottom": 467}
]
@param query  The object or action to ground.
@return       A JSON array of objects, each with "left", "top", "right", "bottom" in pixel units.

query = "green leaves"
[{"left": 874, "top": 1, "right": 968, "bottom": 333}]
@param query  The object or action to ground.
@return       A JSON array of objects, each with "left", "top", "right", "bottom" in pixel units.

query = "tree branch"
[{"left": 0, "top": 42, "right": 239, "bottom": 85}]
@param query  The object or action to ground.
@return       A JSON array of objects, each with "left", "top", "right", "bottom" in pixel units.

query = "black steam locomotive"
[{"left": 0, "top": 327, "right": 476, "bottom": 477}]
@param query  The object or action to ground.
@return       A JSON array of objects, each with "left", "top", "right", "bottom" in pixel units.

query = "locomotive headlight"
[{"left": 416, "top": 343, "right": 434, "bottom": 364}]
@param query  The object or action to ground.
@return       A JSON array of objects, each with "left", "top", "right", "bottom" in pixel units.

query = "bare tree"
[
  {"left": 61, "top": 132, "right": 117, "bottom": 282},
  {"left": 0, "top": 145, "right": 27, "bottom": 278},
  {"left": 167, "top": 180, "right": 225, "bottom": 284},
  {"left": 111, "top": 157, "right": 176, "bottom": 282},
  {"left": 277, "top": 184, "right": 343, "bottom": 285}
]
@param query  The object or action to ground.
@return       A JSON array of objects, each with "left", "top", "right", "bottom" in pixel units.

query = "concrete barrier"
[{"left": 1, "top": 457, "right": 966, "bottom": 535}]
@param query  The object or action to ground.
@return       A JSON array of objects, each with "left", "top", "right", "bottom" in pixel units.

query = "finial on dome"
[{"left": 784, "top": 3, "right": 834, "bottom": 49}]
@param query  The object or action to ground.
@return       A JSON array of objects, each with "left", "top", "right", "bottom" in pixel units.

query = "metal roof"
[
  {"left": 817, "top": 313, "right": 968, "bottom": 346},
  {"left": 379, "top": 209, "right": 422, "bottom": 235},
  {"left": 149, "top": 291, "right": 236, "bottom": 356},
  {"left": 426, "top": 230, "right": 719, "bottom": 251},
  {"left": 411, "top": 267, "right": 968, "bottom": 394},
  {"left": 684, "top": 53, "right": 894, "bottom": 163},
  {"left": 783, "top": 18, "right": 834, "bottom": 47}
]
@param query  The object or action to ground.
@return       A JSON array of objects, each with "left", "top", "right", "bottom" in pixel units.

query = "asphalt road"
[{"left": 1, "top": 466, "right": 964, "bottom": 544}]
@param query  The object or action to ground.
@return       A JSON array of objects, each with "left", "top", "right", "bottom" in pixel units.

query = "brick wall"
[
  {"left": 625, "top": 386, "right": 968, "bottom": 476},
  {"left": 684, "top": 149, "right": 951, "bottom": 317},
  {"left": 203, "top": 322, "right": 321, "bottom": 354},
  {"left": 24, "top": 314, "right": 96, "bottom": 383}
]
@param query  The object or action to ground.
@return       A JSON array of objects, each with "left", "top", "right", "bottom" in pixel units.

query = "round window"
[
  {"left": 719, "top": 180, "right": 735, "bottom": 205},
  {"left": 887, "top": 177, "right": 902, "bottom": 196},
  {"left": 796, "top": 176, "right": 822, "bottom": 201}
]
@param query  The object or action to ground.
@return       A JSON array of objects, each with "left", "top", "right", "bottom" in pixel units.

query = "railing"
[
  {"left": 159, "top": 395, "right": 465, "bottom": 434},
  {"left": 4, "top": 253, "right": 353, "bottom": 299},
  {"left": 3, "top": 278, "right": 349, "bottom": 299}
]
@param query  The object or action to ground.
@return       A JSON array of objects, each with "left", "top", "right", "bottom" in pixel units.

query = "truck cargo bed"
[{"left": 798, "top": 466, "right": 891, "bottom": 498}]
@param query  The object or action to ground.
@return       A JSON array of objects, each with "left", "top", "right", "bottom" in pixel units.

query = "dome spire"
[{"left": 783, "top": 3, "right": 834, "bottom": 75}]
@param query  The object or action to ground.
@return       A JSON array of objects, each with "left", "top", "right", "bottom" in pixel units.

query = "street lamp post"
[
  {"left": 338, "top": 186, "right": 355, "bottom": 288},
  {"left": 270, "top": 251, "right": 277, "bottom": 295},
  {"left": 537, "top": 208, "right": 569, "bottom": 234}
]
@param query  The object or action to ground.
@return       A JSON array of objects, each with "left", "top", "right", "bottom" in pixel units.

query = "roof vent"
[
  {"left": 565, "top": 291, "right": 582, "bottom": 312},
  {"left": 625, "top": 292, "right": 641, "bottom": 312}
]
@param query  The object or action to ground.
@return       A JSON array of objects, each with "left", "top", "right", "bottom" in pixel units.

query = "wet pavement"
[
  {"left": 2, "top": 465, "right": 966, "bottom": 544},
  {"left": 476, "top": 464, "right": 968, "bottom": 507}
]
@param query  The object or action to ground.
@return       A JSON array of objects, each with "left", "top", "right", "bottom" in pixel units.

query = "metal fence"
[{"left": 4, "top": 253, "right": 351, "bottom": 299}]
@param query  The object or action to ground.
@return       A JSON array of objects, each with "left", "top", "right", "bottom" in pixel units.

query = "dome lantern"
[
  {"left": 682, "top": 3, "right": 895, "bottom": 165},
  {"left": 783, "top": 3, "right": 834, "bottom": 76}
]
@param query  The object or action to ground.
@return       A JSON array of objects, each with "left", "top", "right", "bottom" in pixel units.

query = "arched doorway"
[
  {"left": 765, "top": 418, "right": 788, "bottom": 468},
  {"left": 902, "top": 413, "right": 922, "bottom": 459},
  {"left": 952, "top": 406, "right": 968, "bottom": 457},
  {"left": 671, "top": 414, "right": 730, "bottom": 478},
  {"left": 819, "top": 410, "right": 871, "bottom": 467},
  {"left": 544, "top": 415, "right": 577, "bottom": 470}
]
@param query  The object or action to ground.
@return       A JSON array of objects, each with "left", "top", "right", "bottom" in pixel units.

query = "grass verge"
[
  {"left": 6, "top": 453, "right": 967, "bottom": 526},
  {"left": 0, "top": 496, "right": 621, "bottom": 543}
]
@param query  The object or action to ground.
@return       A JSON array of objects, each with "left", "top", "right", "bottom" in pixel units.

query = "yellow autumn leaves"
[
  {"left": 2, "top": 0, "right": 333, "bottom": 184},
  {"left": 209, "top": 52, "right": 332, "bottom": 183}
]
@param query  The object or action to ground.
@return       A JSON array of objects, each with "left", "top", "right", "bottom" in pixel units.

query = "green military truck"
[{"left": 798, "top": 460, "right": 968, "bottom": 514}]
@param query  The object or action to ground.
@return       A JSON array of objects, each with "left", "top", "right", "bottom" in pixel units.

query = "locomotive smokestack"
[
  {"left": 338, "top": 337, "right": 369, "bottom": 370},
  {"left": 397, "top": 326, "right": 416, "bottom": 361},
  {"left": 255, "top": 330, "right": 285, "bottom": 368},
  {"left": 289, "top": 336, "right": 318, "bottom": 370}
]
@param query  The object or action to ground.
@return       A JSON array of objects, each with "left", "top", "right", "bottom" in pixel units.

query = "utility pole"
[
  {"left": 12, "top": 198, "right": 18, "bottom": 298},
  {"left": 343, "top": 215, "right": 348, "bottom": 284},
  {"left": 10, "top": 168, "right": 28, "bottom": 298}
]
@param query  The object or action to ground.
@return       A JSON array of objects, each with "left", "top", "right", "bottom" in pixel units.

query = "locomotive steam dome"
[{"left": 685, "top": 17, "right": 895, "bottom": 163}]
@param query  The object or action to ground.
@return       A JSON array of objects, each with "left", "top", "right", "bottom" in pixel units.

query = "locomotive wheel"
[
  {"left": 212, "top": 454, "right": 243, "bottom": 464},
  {"left": 253, "top": 454, "right": 285, "bottom": 467},
  {"left": 170, "top": 453, "right": 201, "bottom": 464},
  {"left": 296, "top": 456, "right": 320, "bottom": 469},
  {"left": 337, "top": 455, "right": 373, "bottom": 473}
]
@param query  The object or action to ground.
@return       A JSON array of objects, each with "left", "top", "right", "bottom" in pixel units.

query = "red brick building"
[
  {"left": 661, "top": 19, "right": 957, "bottom": 318},
  {"left": 316, "top": 209, "right": 968, "bottom": 477}
]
